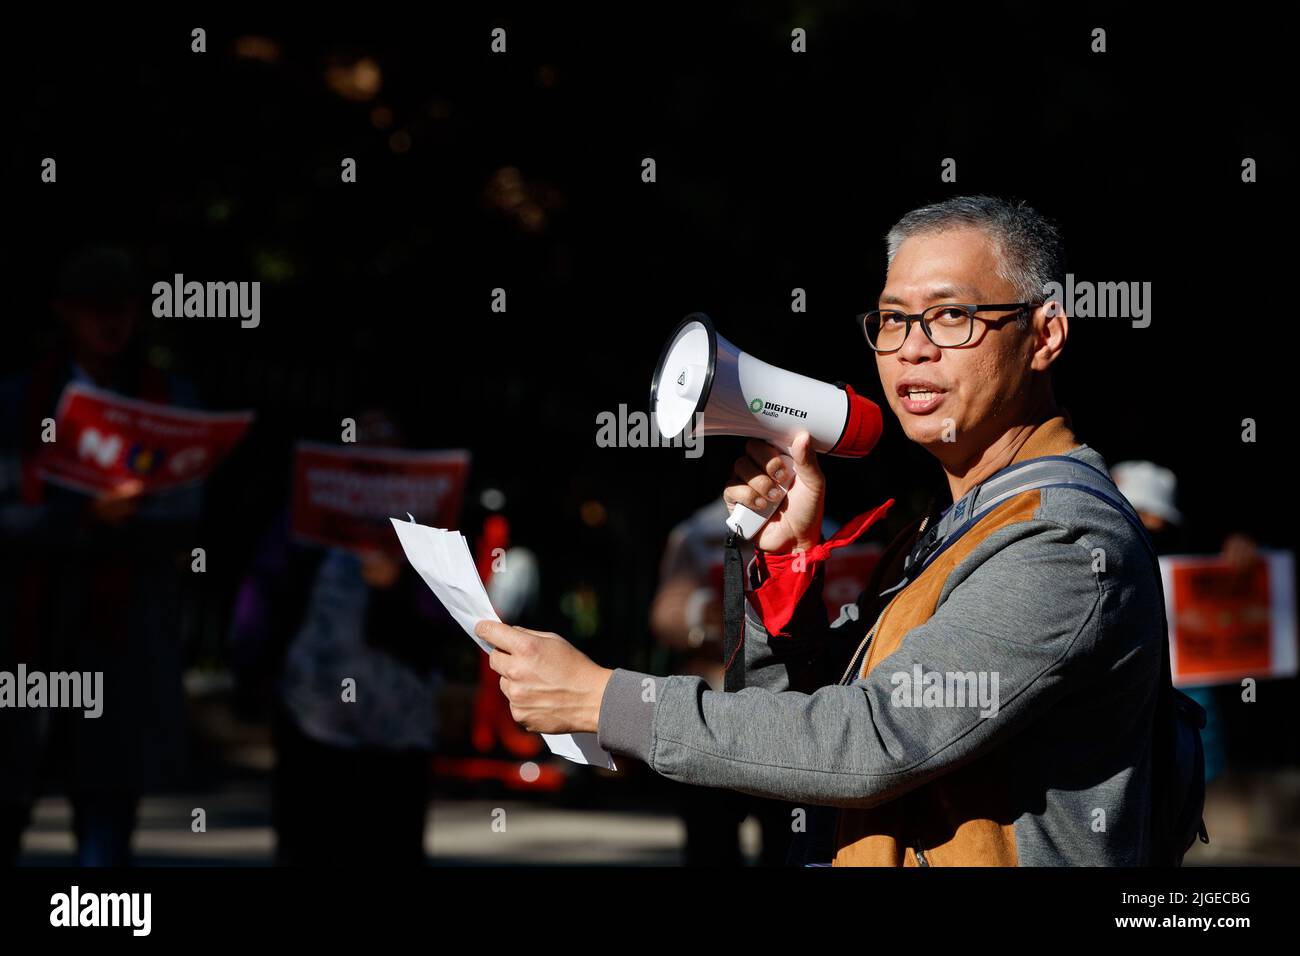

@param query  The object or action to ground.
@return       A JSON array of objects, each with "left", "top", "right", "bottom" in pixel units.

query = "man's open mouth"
[{"left": 897, "top": 381, "right": 947, "bottom": 413}]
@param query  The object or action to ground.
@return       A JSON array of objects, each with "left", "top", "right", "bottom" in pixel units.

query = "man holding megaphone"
[{"left": 476, "top": 195, "right": 1182, "bottom": 867}]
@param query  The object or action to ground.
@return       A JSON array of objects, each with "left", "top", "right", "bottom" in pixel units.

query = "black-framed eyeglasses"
[{"left": 857, "top": 302, "right": 1039, "bottom": 352}]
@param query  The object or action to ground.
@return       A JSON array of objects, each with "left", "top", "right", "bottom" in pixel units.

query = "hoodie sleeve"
[{"left": 597, "top": 518, "right": 1114, "bottom": 809}]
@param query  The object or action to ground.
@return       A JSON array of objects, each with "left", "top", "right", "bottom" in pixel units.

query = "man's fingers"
[
  {"left": 744, "top": 439, "right": 788, "bottom": 481},
  {"left": 513, "top": 626, "right": 552, "bottom": 638},
  {"left": 789, "top": 431, "right": 825, "bottom": 490},
  {"left": 728, "top": 455, "right": 781, "bottom": 510},
  {"left": 475, "top": 619, "right": 527, "bottom": 653},
  {"left": 488, "top": 648, "right": 514, "bottom": 678}
]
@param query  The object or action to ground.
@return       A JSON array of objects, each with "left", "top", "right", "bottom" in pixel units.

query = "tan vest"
[{"left": 832, "top": 413, "right": 1082, "bottom": 866}]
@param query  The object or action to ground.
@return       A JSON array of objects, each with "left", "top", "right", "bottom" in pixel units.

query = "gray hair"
[{"left": 884, "top": 195, "right": 1064, "bottom": 330}]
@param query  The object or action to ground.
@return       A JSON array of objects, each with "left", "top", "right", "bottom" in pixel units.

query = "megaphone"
[{"left": 650, "top": 312, "right": 884, "bottom": 539}]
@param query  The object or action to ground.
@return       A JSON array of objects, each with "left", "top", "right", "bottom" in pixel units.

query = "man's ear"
[{"left": 1031, "top": 300, "right": 1068, "bottom": 372}]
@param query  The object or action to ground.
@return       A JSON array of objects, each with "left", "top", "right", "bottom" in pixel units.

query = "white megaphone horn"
[{"left": 650, "top": 313, "right": 884, "bottom": 540}]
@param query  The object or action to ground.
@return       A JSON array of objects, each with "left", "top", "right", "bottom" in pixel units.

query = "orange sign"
[{"left": 1161, "top": 551, "right": 1297, "bottom": 686}]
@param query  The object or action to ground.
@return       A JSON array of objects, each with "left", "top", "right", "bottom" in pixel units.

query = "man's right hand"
[{"left": 723, "top": 431, "right": 826, "bottom": 554}]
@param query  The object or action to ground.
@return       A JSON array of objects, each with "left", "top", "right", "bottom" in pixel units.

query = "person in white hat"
[
  {"left": 1111, "top": 460, "right": 1183, "bottom": 532},
  {"left": 1111, "top": 459, "right": 1257, "bottom": 568}
]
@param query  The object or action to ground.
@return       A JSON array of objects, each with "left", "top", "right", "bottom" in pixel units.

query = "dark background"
[{"left": 5, "top": 5, "right": 1293, "bottom": 758}]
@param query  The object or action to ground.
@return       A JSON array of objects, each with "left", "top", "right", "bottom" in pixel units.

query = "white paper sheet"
[{"left": 390, "top": 516, "right": 616, "bottom": 770}]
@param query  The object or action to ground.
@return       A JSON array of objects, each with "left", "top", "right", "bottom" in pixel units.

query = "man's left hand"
[{"left": 475, "top": 620, "right": 614, "bottom": 735}]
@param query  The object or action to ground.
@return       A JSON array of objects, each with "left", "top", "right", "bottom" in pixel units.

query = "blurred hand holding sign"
[
  {"left": 290, "top": 443, "right": 469, "bottom": 556},
  {"left": 1160, "top": 551, "right": 1297, "bottom": 686},
  {"left": 37, "top": 383, "right": 254, "bottom": 495}
]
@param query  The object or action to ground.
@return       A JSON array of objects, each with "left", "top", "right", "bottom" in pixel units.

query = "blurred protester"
[
  {"left": 0, "top": 246, "right": 199, "bottom": 865},
  {"left": 1111, "top": 460, "right": 1257, "bottom": 784},
  {"left": 229, "top": 409, "right": 440, "bottom": 865},
  {"left": 650, "top": 497, "right": 842, "bottom": 865}
]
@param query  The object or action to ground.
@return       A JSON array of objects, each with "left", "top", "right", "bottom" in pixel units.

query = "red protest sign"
[
  {"left": 1161, "top": 551, "right": 1298, "bottom": 686},
  {"left": 37, "top": 383, "right": 254, "bottom": 495},
  {"left": 290, "top": 442, "right": 470, "bottom": 554}
]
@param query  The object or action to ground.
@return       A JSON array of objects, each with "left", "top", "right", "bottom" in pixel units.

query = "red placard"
[
  {"left": 1161, "top": 552, "right": 1297, "bottom": 686},
  {"left": 290, "top": 442, "right": 470, "bottom": 554},
  {"left": 37, "top": 383, "right": 254, "bottom": 495}
]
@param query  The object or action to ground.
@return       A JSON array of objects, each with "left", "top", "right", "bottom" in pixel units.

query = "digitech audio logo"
[{"left": 750, "top": 397, "right": 808, "bottom": 419}]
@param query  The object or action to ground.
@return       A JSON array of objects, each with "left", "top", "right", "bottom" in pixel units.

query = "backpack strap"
[{"left": 906, "top": 454, "right": 1154, "bottom": 578}]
